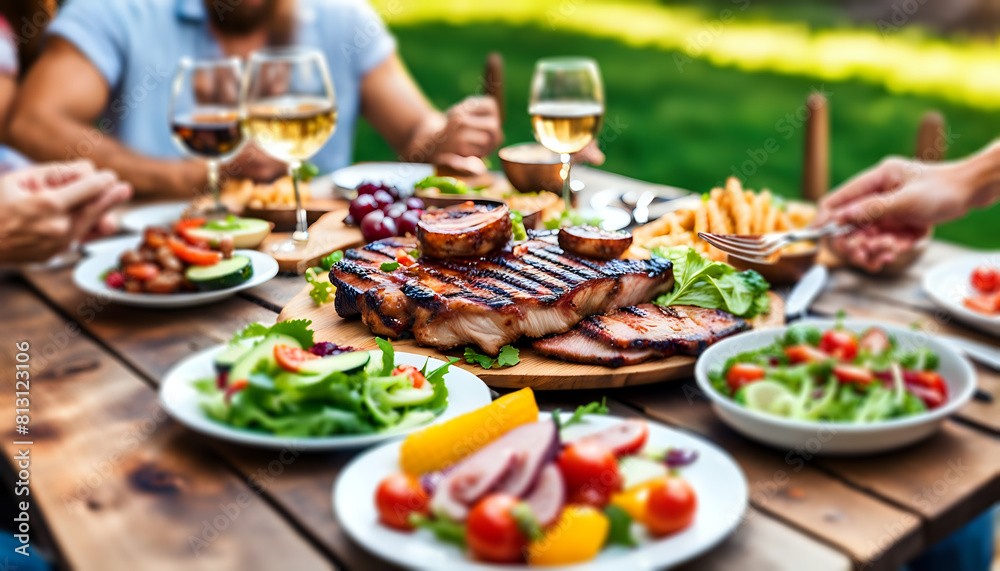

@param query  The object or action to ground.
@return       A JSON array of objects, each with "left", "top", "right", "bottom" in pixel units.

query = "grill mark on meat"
[
  {"left": 534, "top": 304, "right": 749, "bottom": 367},
  {"left": 329, "top": 237, "right": 675, "bottom": 355}
]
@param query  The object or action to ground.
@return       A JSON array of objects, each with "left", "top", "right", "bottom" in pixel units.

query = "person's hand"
[
  {"left": 816, "top": 157, "right": 972, "bottom": 272},
  {"left": 0, "top": 161, "right": 132, "bottom": 263},
  {"left": 573, "top": 140, "right": 605, "bottom": 166},
  {"left": 221, "top": 143, "right": 288, "bottom": 184},
  {"left": 431, "top": 96, "right": 504, "bottom": 175}
]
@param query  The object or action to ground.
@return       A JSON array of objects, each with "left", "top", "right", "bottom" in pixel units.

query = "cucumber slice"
[
  {"left": 298, "top": 351, "right": 370, "bottom": 376},
  {"left": 739, "top": 380, "right": 796, "bottom": 416},
  {"left": 187, "top": 218, "right": 272, "bottom": 248},
  {"left": 214, "top": 342, "right": 253, "bottom": 374},
  {"left": 229, "top": 333, "right": 300, "bottom": 384},
  {"left": 186, "top": 255, "right": 253, "bottom": 291}
]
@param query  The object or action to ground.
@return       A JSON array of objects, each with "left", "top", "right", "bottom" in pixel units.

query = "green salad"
[
  {"left": 709, "top": 323, "right": 949, "bottom": 423},
  {"left": 652, "top": 246, "right": 770, "bottom": 318},
  {"left": 194, "top": 320, "right": 457, "bottom": 437}
]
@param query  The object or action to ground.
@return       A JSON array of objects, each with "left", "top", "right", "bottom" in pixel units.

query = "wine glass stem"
[
  {"left": 560, "top": 153, "right": 573, "bottom": 211},
  {"left": 207, "top": 159, "right": 222, "bottom": 211},
  {"left": 289, "top": 162, "right": 309, "bottom": 242}
]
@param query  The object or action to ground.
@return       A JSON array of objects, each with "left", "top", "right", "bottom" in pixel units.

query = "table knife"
[{"left": 784, "top": 265, "right": 828, "bottom": 321}]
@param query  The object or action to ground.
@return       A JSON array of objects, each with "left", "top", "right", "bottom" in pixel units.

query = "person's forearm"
[
  {"left": 398, "top": 112, "right": 447, "bottom": 163},
  {"left": 8, "top": 109, "right": 205, "bottom": 198},
  {"left": 963, "top": 140, "right": 1000, "bottom": 210}
]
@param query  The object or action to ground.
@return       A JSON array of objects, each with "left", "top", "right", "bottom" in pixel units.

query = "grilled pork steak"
[
  {"left": 329, "top": 233, "right": 675, "bottom": 355},
  {"left": 533, "top": 304, "right": 749, "bottom": 367}
]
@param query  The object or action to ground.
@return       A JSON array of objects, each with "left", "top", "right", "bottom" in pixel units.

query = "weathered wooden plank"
[
  {"left": 616, "top": 383, "right": 923, "bottom": 570},
  {"left": 0, "top": 282, "right": 331, "bottom": 571}
]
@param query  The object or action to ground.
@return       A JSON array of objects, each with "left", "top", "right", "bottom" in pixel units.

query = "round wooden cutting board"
[{"left": 277, "top": 288, "right": 784, "bottom": 390}]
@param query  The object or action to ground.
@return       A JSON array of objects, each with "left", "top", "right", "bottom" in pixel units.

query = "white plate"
[
  {"left": 695, "top": 319, "right": 977, "bottom": 455},
  {"left": 922, "top": 253, "right": 1000, "bottom": 336},
  {"left": 72, "top": 248, "right": 278, "bottom": 308},
  {"left": 330, "top": 162, "right": 435, "bottom": 197},
  {"left": 82, "top": 235, "right": 141, "bottom": 257},
  {"left": 334, "top": 414, "right": 748, "bottom": 570},
  {"left": 160, "top": 348, "right": 493, "bottom": 451},
  {"left": 120, "top": 201, "right": 190, "bottom": 234}
]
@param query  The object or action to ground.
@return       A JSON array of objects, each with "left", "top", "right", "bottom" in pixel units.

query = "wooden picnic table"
[{"left": 2, "top": 166, "right": 998, "bottom": 571}]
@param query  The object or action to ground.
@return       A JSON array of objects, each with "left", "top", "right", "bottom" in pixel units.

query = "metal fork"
[{"left": 698, "top": 223, "right": 847, "bottom": 263}]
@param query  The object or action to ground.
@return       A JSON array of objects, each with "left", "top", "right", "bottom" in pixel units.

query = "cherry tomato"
[
  {"left": 224, "top": 378, "right": 248, "bottom": 403},
  {"left": 819, "top": 329, "right": 859, "bottom": 361},
  {"left": 726, "top": 363, "right": 766, "bottom": 393},
  {"left": 832, "top": 364, "right": 875, "bottom": 384},
  {"left": 466, "top": 493, "right": 528, "bottom": 563},
  {"left": 392, "top": 364, "right": 426, "bottom": 388},
  {"left": 784, "top": 344, "right": 829, "bottom": 364},
  {"left": 557, "top": 441, "right": 622, "bottom": 508},
  {"left": 124, "top": 262, "right": 160, "bottom": 282},
  {"left": 859, "top": 327, "right": 891, "bottom": 355},
  {"left": 375, "top": 473, "right": 429, "bottom": 531},
  {"left": 577, "top": 419, "right": 649, "bottom": 457},
  {"left": 645, "top": 476, "right": 697, "bottom": 536},
  {"left": 273, "top": 344, "right": 320, "bottom": 373},
  {"left": 964, "top": 292, "right": 1000, "bottom": 315},
  {"left": 173, "top": 218, "right": 208, "bottom": 245},
  {"left": 971, "top": 265, "right": 1000, "bottom": 293},
  {"left": 168, "top": 237, "right": 221, "bottom": 266}
]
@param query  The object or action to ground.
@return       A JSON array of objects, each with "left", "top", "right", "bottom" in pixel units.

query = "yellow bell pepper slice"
[
  {"left": 609, "top": 480, "right": 656, "bottom": 524},
  {"left": 527, "top": 505, "right": 610, "bottom": 566}
]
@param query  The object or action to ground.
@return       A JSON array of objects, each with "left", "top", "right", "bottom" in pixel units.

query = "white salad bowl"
[{"left": 695, "top": 319, "right": 977, "bottom": 455}]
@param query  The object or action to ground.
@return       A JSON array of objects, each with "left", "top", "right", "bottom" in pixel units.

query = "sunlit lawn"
[{"left": 353, "top": 22, "right": 1000, "bottom": 249}]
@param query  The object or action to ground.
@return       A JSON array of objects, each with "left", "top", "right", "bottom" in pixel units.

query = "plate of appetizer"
[
  {"left": 334, "top": 388, "right": 747, "bottom": 569},
  {"left": 923, "top": 254, "right": 1000, "bottom": 336},
  {"left": 160, "top": 320, "right": 492, "bottom": 450},
  {"left": 73, "top": 220, "right": 278, "bottom": 308},
  {"left": 204, "top": 175, "right": 342, "bottom": 231},
  {"left": 278, "top": 200, "right": 783, "bottom": 390},
  {"left": 696, "top": 319, "right": 976, "bottom": 454}
]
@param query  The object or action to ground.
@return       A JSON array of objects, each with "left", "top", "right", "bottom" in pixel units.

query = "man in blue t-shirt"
[{"left": 6, "top": 0, "right": 503, "bottom": 199}]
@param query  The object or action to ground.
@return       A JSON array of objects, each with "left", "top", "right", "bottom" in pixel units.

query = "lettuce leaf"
[{"left": 652, "top": 246, "right": 770, "bottom": 318}]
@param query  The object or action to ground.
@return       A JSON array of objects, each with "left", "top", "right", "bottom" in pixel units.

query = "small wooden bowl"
[
  {"left": 498, "top": 143, "right": 564, "bottom": 194},
  {"left": 726, "top": 245, "right": 820, "bottom": 285}
]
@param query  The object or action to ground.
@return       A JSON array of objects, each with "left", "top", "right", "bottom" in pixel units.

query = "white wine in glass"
[
  {"left": 242, "top": 47, "right": 337, "bottom": 252},
  {"left": 529, "top": 57, "right": 604, "bottom": 210}
]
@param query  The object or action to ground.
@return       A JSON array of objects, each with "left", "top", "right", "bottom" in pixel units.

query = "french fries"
[{"left": 628, "top": 177, "right": 816, "bottom": 261}]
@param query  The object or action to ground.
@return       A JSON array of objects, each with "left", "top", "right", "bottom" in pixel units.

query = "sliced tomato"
[
  {"left": 964, "top": 292, "right": 1000, "bottom": 315},
  {"left": 784, "top": 344, "right": 829, "bottom": 364},
  {"left": 725, "top": 363, "right": 766, "bottom": 394},
  {"left": 859, "top": 327, "right": 891, "bottom": 355},
  {"left": 905, "top": 370, "right": 948, "bottom": 398},
  {"left": 124, "top": 262, "right": 160, "bottom": 281},
  {"left": 375, "top": 473, "right": 429, "bottom": 531},
  {"left": 905, "top": 383, "right": 947, "bottom": 409},
  {"left": 395, "top": 249, "right": 417, "bottom": 267},
  {"left": 174, "top": 217, "right": 207, "bottom": 244},
  {"left": 392, "top": 364, "right": 426, "bottom": 388},
  {"left": 168, "top": 236, "right": 221, "bottom": 266},
  {"left": 819, "top": 329, "right": 859, "bottom": 361},
  {"left": 832, "top": 364, "right": 875, "bottom": 384},
  {"left": 971, "top": 265, "right": 1000, "bottom": 293},
  {"left": 224, "top": 378, "right": 248, "bottom": 403},
  {"left": 577, "top": 419, "right": 649, "bottom": 457},
  {"left": 274, "top": 344, "right": 320, "bottom": 372}
]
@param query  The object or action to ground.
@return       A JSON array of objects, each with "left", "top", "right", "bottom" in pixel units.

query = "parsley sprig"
[{"left": 463, "top": 345, "right": 520, "bottom": 369}]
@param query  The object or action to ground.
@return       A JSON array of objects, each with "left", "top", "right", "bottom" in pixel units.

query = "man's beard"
[{"left": 204, "top": 0, "right": 279, "bottom": 35}]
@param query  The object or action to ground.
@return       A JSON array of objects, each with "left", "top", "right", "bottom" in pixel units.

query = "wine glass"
[
  {"left": 241, "top": 47, "right": 337, "bottom": 252},
  {"left": 169, "top": 57, "right": 246, "bottom": 215},
  {"left": 529, "top": 57, "right": 605, "bottom": 211}
]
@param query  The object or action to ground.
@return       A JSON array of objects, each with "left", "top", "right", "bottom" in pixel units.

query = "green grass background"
[{"left": 352, "top": 22, "right": 999, "bottom": 249}]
